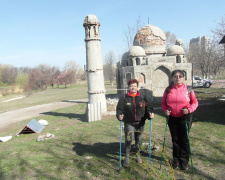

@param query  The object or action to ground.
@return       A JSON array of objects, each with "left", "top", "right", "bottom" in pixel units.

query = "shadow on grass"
[
  {"left": 41, "top": 111, "right": 87, "bottom": 122},
  {"left": 72, "top": 142, "right": 121, "bottom": 159},
  {"left": 61, "top": 100, "right": 88, "bottom": 103},
  {"left": 194, "top": 102, "right": 225, "bottom": 125}
]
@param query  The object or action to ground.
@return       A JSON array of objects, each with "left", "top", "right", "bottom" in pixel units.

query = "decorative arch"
[
  {"left": 182, "top": 70, "right": 187, "bottom": 80},
  {"left": 153, "top": 66, "right": 171, "bottom": 97},
  {"left": 137, "top": 73, "right": 145, "bottom": 85},
  {"left": 154, "top": 65, "right": 171, "bottom": 76}
]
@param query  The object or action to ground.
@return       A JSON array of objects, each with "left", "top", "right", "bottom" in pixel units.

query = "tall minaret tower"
[{"left": 83, "top": 14, "right": 107, "bottom": 117}]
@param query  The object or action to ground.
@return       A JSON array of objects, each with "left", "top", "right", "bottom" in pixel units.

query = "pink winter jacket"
[{"left": 161, "top": 84, "right": 198, "bottom": 117}]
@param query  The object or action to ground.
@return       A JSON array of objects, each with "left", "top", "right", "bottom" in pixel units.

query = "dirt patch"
[{"left": 211, "top": 82, "right": 225, "bottom": 88}]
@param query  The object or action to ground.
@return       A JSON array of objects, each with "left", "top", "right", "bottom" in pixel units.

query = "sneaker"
[
  {"left": 123, "top": 157, "right": 129, "bottom": 167},
  {"left": 136, "top": 155, "right": 142, "bottom": 164},
  {"left": 172, "top": 162, "right": 179, "bottom": 169},
  {"left": 180, "top": 164, "right": 189, "bottom": 170}
]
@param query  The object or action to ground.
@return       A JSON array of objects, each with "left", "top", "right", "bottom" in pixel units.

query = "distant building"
[{"left": 189, "top": 36, "right": 210, "bottom": 51}]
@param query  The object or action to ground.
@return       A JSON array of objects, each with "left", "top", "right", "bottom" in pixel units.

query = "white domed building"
[{"left": 116, "top": 25, "right": 192, "bottom": 101}]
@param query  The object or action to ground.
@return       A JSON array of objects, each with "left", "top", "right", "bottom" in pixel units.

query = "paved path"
[{"left": 0, "top": 99, "right": 88, "bottom": 133}]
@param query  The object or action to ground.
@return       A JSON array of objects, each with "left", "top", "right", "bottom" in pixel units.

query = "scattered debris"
[
  {"left": 84, "top": 156, "right": 93, "bottom": 160},
  {"left": 0, "top": 136, "right": 12, "bottom": 142},
  {"left": 138, "top": 143, "right": 160, "bottom": 152},
  {"left": 106, "top": 98, "right": 119, "bottom": 111},
  {"left": 37, "top": 133, "right": 55, "bottom": 142},
  {"left": 38, "top": 119, "right": 48, "bottom": 126}
]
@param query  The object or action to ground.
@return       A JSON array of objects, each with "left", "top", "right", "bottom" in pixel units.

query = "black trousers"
[
  {"left": 168, "top": 114, "right": 192, "bottom": 165},
  {"left": 124, "top": 122, "right": 145, "bottom": 157}
]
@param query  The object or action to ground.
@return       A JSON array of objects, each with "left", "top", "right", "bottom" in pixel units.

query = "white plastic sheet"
[{"left": 0, "top": 136, "right": 12, "bottom": 142}]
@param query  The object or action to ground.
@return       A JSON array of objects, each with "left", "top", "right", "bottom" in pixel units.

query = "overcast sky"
[{"left": 0, "top": 0, "right": 224, "bottom": 69}]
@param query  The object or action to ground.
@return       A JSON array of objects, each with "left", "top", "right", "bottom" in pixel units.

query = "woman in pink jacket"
[{"left": 161, "top": 69, "right": 198, "bottom": 170}]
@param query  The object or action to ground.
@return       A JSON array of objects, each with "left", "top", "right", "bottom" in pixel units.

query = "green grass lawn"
[
  {"left": 0, "top": 83, "right": 88, "bottom": 114},
  {"left": 0, "top": 85, "right": 225, "bottom": 179}
]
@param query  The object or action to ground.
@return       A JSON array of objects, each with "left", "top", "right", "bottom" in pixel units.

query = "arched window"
[
  {"left": 176, "top": 56, "right": 181, "bottom": 63},
  {"left": 129, "top": 58, "right": 133, "bottom": 66},
  {"left": 126, "top": 73, "right": 131, "bottom": 84},
  {"left": 136, "top": 58, "right": 140, "bottom": 65}
]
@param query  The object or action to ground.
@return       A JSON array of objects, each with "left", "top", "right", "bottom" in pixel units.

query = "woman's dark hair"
[
  {"left": 165, "top": 69, "right": 184, "bottom": 94},
  {"left": 128, "top": 79, "right": 139, "bottom": 87}
]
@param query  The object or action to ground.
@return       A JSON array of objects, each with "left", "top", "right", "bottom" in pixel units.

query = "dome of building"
[
  {"left": 128, "top": 46, "right": 146, "bottom": 57},
  {"left": 133, "top": 24, "right": 166, "bottom": 54},
  {"left": 167, "top": 45, "right": 184, "bottom": 56},
  {"left": 122, "top": 52, "right": 129, "bottom": 61},
  {"left": 83, "top": 14, "right": 99, "bottom": 26},
  {"left": 176, "top": 39, "right": 183, "bottom": 46}
]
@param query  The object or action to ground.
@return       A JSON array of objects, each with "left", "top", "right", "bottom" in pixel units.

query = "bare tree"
[
  {"left": 63, "top": 60, "right": 81, "bottom": 84},
  {"left": 187, "top": 41, "right": 223, "bottom": 78},
  {"left": 123, "top": 16, "right": 143, "bottom": 51},
  {"left": 211, "top": 15, "right": 225, "bottom": 77},
  {"left": 63, "top": 60, "right": 80, "bottom": 72},
  {"left": 28, "top": 64, "right": 51, "bottom": 90},
  {"left": 165, "top": 31, "right": 176, "bottom": 50},
  {"left": 104, "top": 51, "right": 116, "bottom": 86},
  {"left": 1, "top": 65, "right": 18, "bottom": 84},
  {"left": 49, "top": 66, "right": 61, "bottom": 88},
  {"left": 210, "top": 40, "right": 224, "bottom": 77},
  {"left": 15, "top": 72, "right": 29, "bottom": 90},
  {"left": 211, "top": 15, "right": 225, "bottom": 43}
]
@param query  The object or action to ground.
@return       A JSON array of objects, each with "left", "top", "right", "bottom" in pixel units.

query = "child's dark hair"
[
  {"left": 166, "top": 70, "right": 184, "bottom": 94},
  {"left": 128, "top": 79, "right": 139, "bottom": 87}
]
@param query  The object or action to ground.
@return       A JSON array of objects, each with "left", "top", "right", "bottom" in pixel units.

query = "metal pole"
[
  {"left": 160, "top": 116, "right": 169, "bottom": 169},
  {"left": 119, "top": 120, "right": 122, "bottom": 171},
  {"left": 185, "top": 119, "right": 194, "bottom": 173},
  {"left": 148, "top": 118, "right": 152, "bottom": 167}
]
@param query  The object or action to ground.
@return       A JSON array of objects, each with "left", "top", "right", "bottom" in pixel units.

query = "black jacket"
[{"left": 116, "top": 91, "right": 153, "bottom": 123}]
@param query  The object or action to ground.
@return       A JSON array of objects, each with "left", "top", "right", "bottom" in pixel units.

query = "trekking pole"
[
  {"left": 148, "top": 118, "right": 152, "bottom": 168},
  {"left": 185, "top": 119, "right": 194, "bottom": 173},
  {"left": 119, "top": 120, "right": 122, "bottom": 171},
  {"left": 160, "top": 115, "right": 169, "bottom": 169}
]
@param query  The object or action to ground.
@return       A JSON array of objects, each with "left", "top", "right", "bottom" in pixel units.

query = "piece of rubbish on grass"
[
  {"left": 84, "top": 156, "right": 93, "bottom": 160},
  {"left": 16, "top": 119, "right": 45, "bottom": 136},
  {"left": 37, "top": 133, "right": 55, "bottom": 142},
  {"left": 38, "top": 119, "right": 48, "bottom": 126},
  {"left": 0, "top": 136, "right": 12, "bottom": 142}
]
